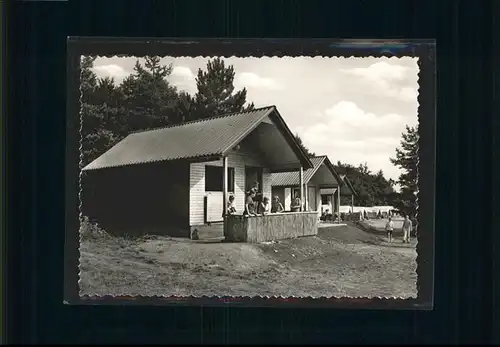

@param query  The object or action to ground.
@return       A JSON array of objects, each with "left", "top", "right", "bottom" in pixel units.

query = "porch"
[
  {"left": 271, "top": 156, "right": 349, "bottom": 225},
  {"left": 224, "top": 211, "right": 319, "bottom": 243}
]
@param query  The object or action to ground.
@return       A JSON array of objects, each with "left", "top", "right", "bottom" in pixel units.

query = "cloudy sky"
[{"left": 91, "top": 56, "right": 419, "bottom": 183}]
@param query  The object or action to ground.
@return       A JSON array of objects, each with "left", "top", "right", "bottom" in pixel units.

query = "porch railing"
[{"left": 224, "top": 211, "right": 318, "bottom": 243}]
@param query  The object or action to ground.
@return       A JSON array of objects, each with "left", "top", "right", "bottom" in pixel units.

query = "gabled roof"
[
  {"left": 270, "top": 155, "right": 343, "bottom": 187},
  {"left": 83, "top": 105, "right": 313, "bottom": 171},
  {"left": 339, "top": 174, "right": 358, "bottom": 197}
]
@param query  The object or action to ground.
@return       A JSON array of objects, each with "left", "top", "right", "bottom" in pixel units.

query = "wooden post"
[
  {"left": 304, "top": 185, "right": 309, "bottom": 211},
  {"left": 331, "top": 194, "right": 334, "bottom": 220},
  {"left": 299, "top": 166, "right": 304, "bottom": 212},
  {"left": 222, "top": 156, "right": 228, "bottom": 218},
  {"left": 337, "top": 186, "right": 341, "bottom": 223},
  {"left": 351, "top": 194, "right": 354, "bottom": 214}
]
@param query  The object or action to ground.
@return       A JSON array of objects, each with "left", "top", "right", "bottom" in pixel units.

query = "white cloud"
[
  {"left": 398, "top": 87, "right": 418, "bottom": 102},
  {"left": 235, "top": 72, "right": 284, "bottom": 91},
  {"left": 323, "top": 101, "right": 403, "bottom": 133},
  {"left": 92, "top": 64, "right": 129, "bottom": 79},
  {"left": 171, "top": 66, "right": 196, "bottom": 80},
  {"left": 345, "top": 61, "right": 408, "bottom": 81},
  {"left": 298, "top": 101, "right": 409, "bottom": 180},
  {"left": 341, "top": 61, "right": 418, "bottom": 102},
  {"left": 169, "top": 66, "right": 197, "bottom": 94}
]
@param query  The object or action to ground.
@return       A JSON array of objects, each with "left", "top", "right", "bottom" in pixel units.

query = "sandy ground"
[
  {"left": 79, "top": 223, "right": 417, "bottom": 298},
  {"left": 359, "top": 217, "right": 416, "bottom": 239}
]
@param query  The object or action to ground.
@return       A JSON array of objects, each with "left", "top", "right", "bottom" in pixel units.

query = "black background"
[{"left": 5, "top": 0, "right": 495, "bottom": 344}]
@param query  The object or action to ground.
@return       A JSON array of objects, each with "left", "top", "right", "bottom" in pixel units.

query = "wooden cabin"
[
  {"left": 270, "top": 156, "right": 345, "bottom": 220},
  {"left": 81, "top": 105, "right": 314, "bottom": 239},
  {"left": 320, "top": 174, "right": 358, "bottom": 221}
]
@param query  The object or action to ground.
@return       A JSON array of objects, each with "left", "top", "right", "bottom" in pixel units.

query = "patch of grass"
[{"left": 79, "top": 216, "right": 158, "bottom": 248}]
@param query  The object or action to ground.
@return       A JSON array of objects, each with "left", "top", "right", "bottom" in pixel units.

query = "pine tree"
[
  {"left": 80, "top": 56, "right": 97, "bottom": 104},
  {"left": 390, "top": 125, "right": 419, "bottom": 218},
  {"left": 80, "top": 60, "right": 124, "bottom": 166},
  {"left": 174, "top": 91, "right": 197, "bottom": 122},
  {"left": 177, "top": 57, "right": 254, "bottom": 121},
  {"left": 92, "top": 77, "right": 123, "bottom": 107},
  {"left": 79, "top": 59, "right": 125, "bottom": 219},
  {"left": 358, "top": 162, "right": 371, "bottom": 175},
  {"left": 119, "top": 57, "right": 179, "bottom": 131}
]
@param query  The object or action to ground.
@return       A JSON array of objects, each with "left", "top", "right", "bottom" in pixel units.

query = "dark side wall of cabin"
[{"left": 81, "top": 160, "right": 190, "bottom": 237}]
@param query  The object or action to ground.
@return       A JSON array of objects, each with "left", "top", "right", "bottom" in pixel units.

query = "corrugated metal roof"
[
  {"left": 270, "top": 156, "right": 327, "bottom": 186},
  {"left": 83, "top": 106, "right": 276, "bottom": 171}
]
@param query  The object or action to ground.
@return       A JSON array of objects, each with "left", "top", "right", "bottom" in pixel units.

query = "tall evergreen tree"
[
  {"left": 174, "top": 91, "right": 197, "bottom": 122},
  {"left": 92, "top": 77, "right": 123, "bottom": 107},
  {"left": 80, "top": 56, "right": 97, "bottom": 104},
  {"left": 390, "top": 125, "right": 419, "bottom": 218},
  {"left": 119, "top": 57, "right": 180, "bottom": 132},
  {"left": 176, "top": 57, "right": 254, "bottom": 121},
  {"left": 80, "top": 59, "right": 124, "bottom": 167}
]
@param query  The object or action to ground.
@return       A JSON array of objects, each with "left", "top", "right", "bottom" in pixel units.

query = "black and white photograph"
[{"left": 68, "top": 40, "right": 433, "bottom": 301}]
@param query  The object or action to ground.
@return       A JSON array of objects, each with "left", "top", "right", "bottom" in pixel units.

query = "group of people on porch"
[{"left": 226, "top": 181, "right": 303, "bottom": 217}]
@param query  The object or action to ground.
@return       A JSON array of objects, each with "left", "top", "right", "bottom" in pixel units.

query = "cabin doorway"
[
  {"left": 321, "top": 194, "right": 332, "bottom": 214},
  {"left": 245, "top": 166, "right": 263, "bottom": 202}
]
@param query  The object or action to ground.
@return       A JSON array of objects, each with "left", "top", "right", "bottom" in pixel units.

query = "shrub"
[{"left": 80, "top": 216, "right": 109, "bottom": 241}]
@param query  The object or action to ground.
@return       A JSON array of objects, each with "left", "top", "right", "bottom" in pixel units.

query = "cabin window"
[
  {"left": 321, "top": 195, "right": 329, "bottom": 205},
  {"left": 205, "top": 166, "right": 235, "bottom": 192}
]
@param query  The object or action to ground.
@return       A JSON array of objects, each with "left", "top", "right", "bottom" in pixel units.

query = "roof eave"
[
  {"left": 343, "top": 176, "right": 358, "bottom": 197},
  {"left": 219, "top": 106, "right": 313, "bottom": 170},
  {"left": 81, "top": 153, "right": 224, "bottom": 172},
  {"left": 220, "top": 106, "right": 276, "bottom": 157}
]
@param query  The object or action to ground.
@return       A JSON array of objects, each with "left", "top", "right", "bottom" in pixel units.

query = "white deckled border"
[{"left": 76, "top": 53, "right": 422, "bottom": 302}]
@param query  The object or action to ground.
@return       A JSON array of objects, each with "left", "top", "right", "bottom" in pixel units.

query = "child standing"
[
  {"left": 385, "top": 217, "right": 394, "bottom": 243},
  {"left": 258, "top": 196, "right": 271, "bottom": 215}
]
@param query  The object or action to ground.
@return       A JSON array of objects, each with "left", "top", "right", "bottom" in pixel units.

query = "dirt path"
[{"left": 79, "top": 224, "right": 417, "bottom": 298}]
